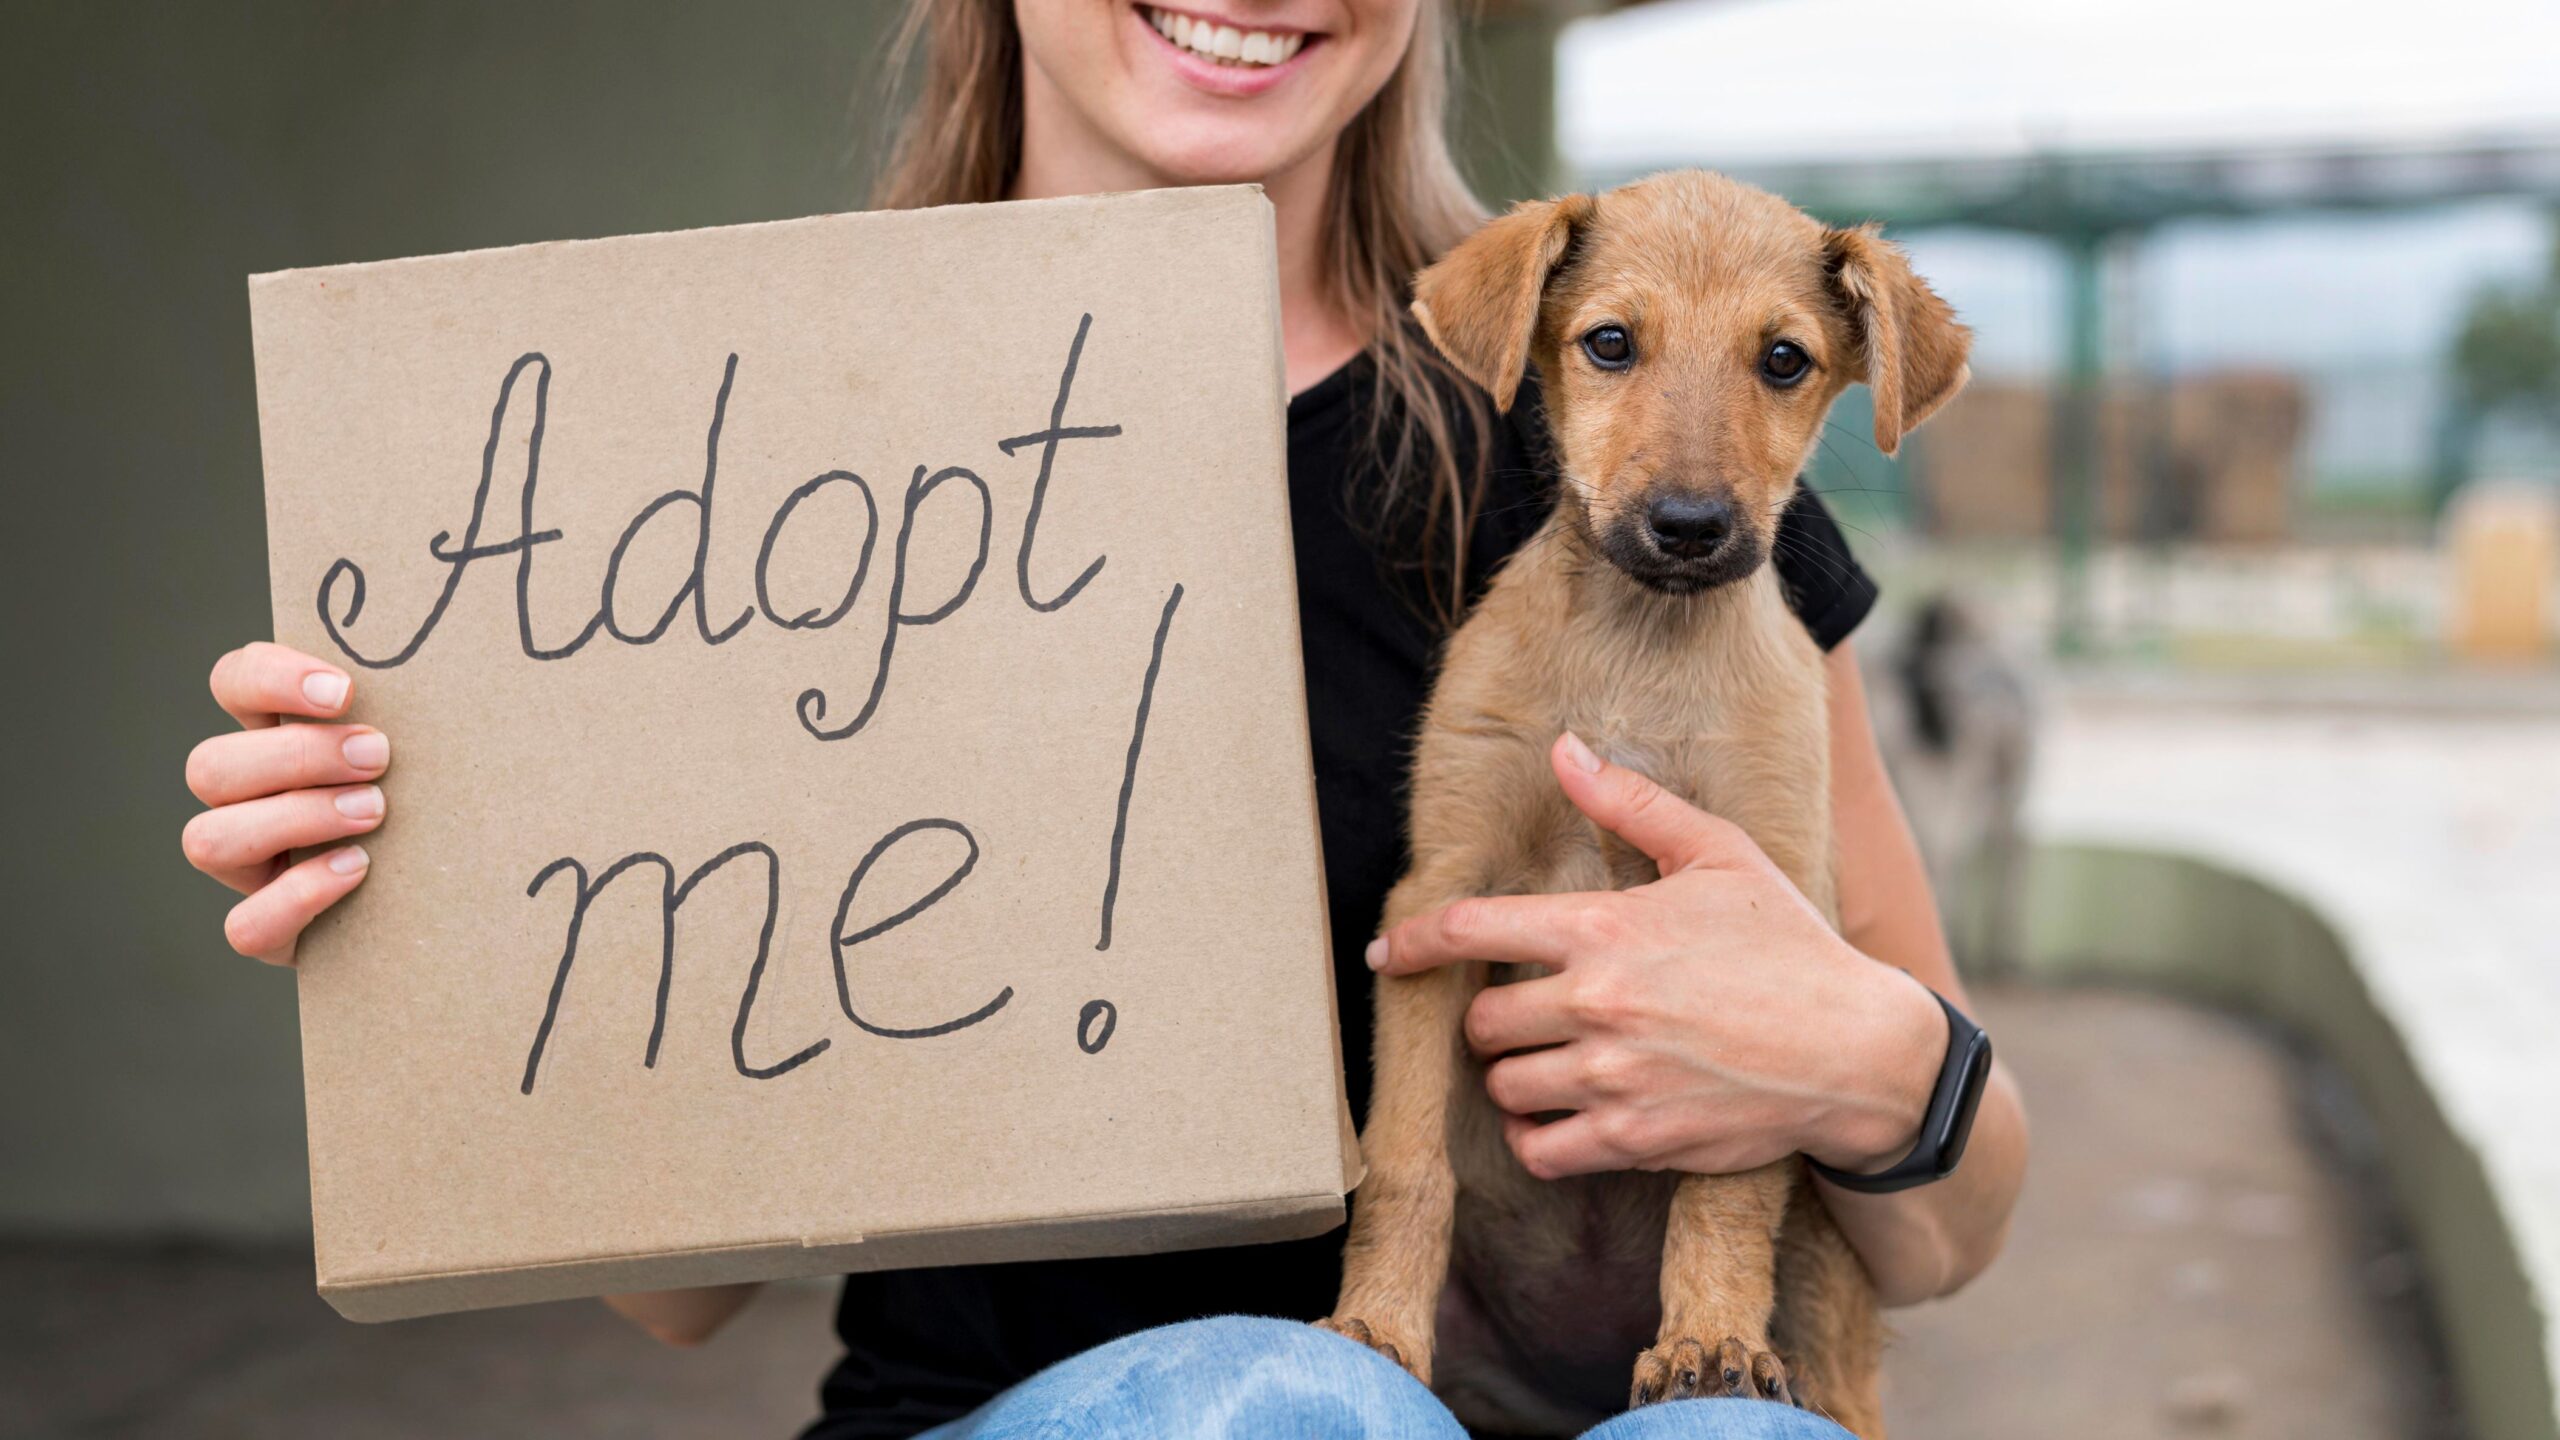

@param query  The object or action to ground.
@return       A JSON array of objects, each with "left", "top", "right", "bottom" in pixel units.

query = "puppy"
[{"left": 1320, "top": 171, "right": 1970, "bottom": 1438}]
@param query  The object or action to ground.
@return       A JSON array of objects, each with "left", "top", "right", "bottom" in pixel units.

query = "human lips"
[{"left": 1139, "top": 3, "right": 1313, "bottom": 66}]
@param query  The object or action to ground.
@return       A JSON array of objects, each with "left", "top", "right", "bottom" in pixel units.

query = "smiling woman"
[{"left": 176, "top": 0, "right": 2024, "bottom": 1434}]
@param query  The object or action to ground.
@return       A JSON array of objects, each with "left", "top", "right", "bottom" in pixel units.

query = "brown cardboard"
[{"left": 247, "top": 186, "right": 1356, "bottom": 1322}]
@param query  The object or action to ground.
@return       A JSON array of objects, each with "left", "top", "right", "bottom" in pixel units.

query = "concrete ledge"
[{"left": 2019, "top": 841, "right": 2556, "bottom": 1440}]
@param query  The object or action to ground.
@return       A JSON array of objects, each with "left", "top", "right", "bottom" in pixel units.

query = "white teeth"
[{"left": 1144, "top": 7, "right": 1304, "bottom": 67}]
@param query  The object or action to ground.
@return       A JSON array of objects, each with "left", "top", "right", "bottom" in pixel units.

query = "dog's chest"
[
  {"left": 1559, "top": 583, "right": 1823, "bottom": 809},
  {"left": 1428, "top": 577, "right": 1835, "bottom": 1431}
]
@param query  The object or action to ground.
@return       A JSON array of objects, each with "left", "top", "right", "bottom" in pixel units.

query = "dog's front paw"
[
  {"left": 1315, "top": 1315, "right": 1427, "bottom": 1381},
  {"left": 1630, "top": 1335, "right": 1792, "bottom": 1408}
]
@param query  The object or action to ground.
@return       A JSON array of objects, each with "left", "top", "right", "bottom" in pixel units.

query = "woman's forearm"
[
  {"left": 603, "top": 1282, "right": 763, "bottom": 1346},
  {"left": 1814, "top": 643, "right": 2028, "bottom": 1306},
  {"left": 1815, "top": 1053, "right": 2027, "bottom": 1306}
]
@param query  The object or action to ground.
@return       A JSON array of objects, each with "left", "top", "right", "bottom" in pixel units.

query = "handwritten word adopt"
[{"left": 310, "top": 317, "right": 1180, "bottom": 1093}]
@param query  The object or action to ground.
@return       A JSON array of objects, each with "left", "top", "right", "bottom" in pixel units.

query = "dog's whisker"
[
  {"left": 1770, "top": 530, "right": 1861, "bottom": 591},
  {"left": 1772, "top": 524, "right": 1858, "bottom": 576},
  {"left": 1819, "top": 419, "right": 1886, "bottom": 459}
]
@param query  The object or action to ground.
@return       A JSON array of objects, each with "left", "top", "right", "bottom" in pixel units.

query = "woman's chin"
[{"left": 1117, "top": 122, "right": 1332, "bottom": 191}]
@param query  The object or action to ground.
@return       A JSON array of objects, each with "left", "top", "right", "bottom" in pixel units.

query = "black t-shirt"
[{"left": 804, "top": 356, "right": 1877, "bottom": 1440}]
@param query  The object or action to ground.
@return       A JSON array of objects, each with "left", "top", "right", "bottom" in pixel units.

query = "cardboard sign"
[{"left": 249, "top": 186, "right": 1354, "bottom": 1321}]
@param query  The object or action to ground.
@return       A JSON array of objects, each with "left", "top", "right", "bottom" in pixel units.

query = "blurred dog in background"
[{"left": 1862, "top": 592, "right": 2036, "bottom": 978}]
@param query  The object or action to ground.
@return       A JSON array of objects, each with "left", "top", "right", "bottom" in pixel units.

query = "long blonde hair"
[{"left": 870, "top": 0, "right": 1497, "bottom": 623}]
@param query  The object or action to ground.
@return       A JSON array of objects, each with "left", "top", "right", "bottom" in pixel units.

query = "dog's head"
[{"left": 1413, "top": 171, "right": 1971, "bottom": 595}]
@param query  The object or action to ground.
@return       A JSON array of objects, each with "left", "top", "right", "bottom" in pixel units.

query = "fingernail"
[
  {"left": 1364, "top": 937, "right": 1388, "bottom": 970},
  {"left": 334, "top": 785, "right": 383, "bottom": 821},
  {"left": 327, "top": 845, "right": 369, "bottom": 876},
  {"left": 342, "top": 731, "right": 390, "bottom": 771},
  {"left": 303, "top": 671, "right": 350, "bottom": 712},
  {"left": 1559, "top": 730, "right": 1602, "bottom": 774}
]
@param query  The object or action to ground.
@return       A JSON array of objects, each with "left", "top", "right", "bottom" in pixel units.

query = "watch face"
[{"left": 1936, "top": 1030, "right": 1994, "bottom": 1177}]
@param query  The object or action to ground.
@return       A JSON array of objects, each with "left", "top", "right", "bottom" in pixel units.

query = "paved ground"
[
  {"left": 0, "top": 1246, "right": 843, "bottom": 1439},
  {"left": 2, "top": 988, "right": 2456, "bottom": 1440},
  {"left": 2025, "top": 688, "right": 2560, "bottom": 1427},
  {"left": 1888, "top": 987, "right": 2460, "bottom": 1440}
]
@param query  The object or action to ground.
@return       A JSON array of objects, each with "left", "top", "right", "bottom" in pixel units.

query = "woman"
[{"left": 181, "top": 1, "right": 2027, "bottom": 1435}]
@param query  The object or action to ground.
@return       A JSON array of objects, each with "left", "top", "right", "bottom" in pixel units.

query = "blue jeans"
[{"left": 917, "top": 1316, "right": 1852, "bottom": 1439}]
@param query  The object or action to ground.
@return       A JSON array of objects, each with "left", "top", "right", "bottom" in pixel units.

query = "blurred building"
[{"left": 1916, "top": 372, "right": 2307, "bottom": 544}]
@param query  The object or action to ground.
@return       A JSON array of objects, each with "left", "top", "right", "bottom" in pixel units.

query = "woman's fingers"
[
  {"left": 223, "top": 844, "right": 372, "bottom": 965},
  {"left": 1482, "top": 1043, "right": 1589, "bottom": 1116},
  {"left": 182, "top": 784, "right": 386, "bottom": 894},
  {"left": 191, "top": 643, "right": 380, "bottom": 965},
  {"left": 186, "top": 723, "right": 390, "bottom": 808},
  {"left": 1500, "top": 1109, "right": 1629, "bottom": 1182},
  {"left": 1462, "top": 973, "right": 1578, "bottom": 1057},
  {"left": 1365, "top": 892, "right": 1593, "bottom": 976},
  {"left": 210, "top": 642, "right": 353, "bottom": 730},
  {"left": 1549, "top": 732, "right": 1754, "bottom": 877}
]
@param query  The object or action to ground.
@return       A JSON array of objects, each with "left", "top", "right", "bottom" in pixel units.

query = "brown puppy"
[{"left": 1319, "top": 171, "right": 1970, "bottom": 1438}]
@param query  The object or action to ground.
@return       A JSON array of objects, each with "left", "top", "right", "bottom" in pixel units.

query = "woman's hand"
[
  {"left": 1365, "top": 732, "right": 1948, "bottom": 1183},
  {"left": 182, "top": 642, "right": 389, "bottom": 965}
]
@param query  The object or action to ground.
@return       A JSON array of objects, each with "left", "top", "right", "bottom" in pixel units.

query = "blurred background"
[{"left": 3, "top": 1, "right": 2554, "bottom": 1437}]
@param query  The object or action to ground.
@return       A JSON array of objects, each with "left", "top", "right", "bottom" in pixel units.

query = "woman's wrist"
[{"left": 1798, "top": 953, "right": 1949, "bottom": 1175}]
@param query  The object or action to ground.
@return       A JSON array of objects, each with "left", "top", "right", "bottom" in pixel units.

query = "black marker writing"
[
  {"left": 796, "top": 465, "right": 991, "bottom": 742},
  {"left": 518, "top": 842, "right": 828, "bottom": 1095},
  {"left": 679, "top": 842, "right": 831, "bottom": 1082},
  {"left": 755, "top": 470, "right": 879, "bottom": 630},
  {"left": 999, "top": 313, "right": 1121, "bottom": 613},
  {"left": 830, "top": 818, "right": 1012, "bottom": 1039},
  {"left": 317, "top": 320, "right": 1123, "bottom": 737},
  {"left": 601, "top": 354, "right": 755, "bottom": 646},
  {"left": 320, "top": 352, "right": 604, "bottom": 667},
  {"left": 1077, "top": 999, "right": 1118, "bottom": 1055},
  {"left": 1096, "top": 583, "right": 1184, "bottom": 951}
]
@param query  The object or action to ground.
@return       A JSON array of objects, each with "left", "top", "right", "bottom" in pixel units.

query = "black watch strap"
[{"left": 1808, "top": 989, "right": 1992, "bottom": 1195}]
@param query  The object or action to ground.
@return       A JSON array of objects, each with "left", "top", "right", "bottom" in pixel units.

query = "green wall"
[
  {"left": 0, "top": 1, "right": 898, "bottom": 1238},
  {"left": 1452, "top": 7, "right": 1569, "bottom": 207}
]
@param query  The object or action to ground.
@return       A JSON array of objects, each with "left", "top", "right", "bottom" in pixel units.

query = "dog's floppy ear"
[
  {"left": 1825, "top": 224, "right": 1972, "bottom": 455},
  {"left": 1412, "top": 194, "right": 1596, "bottom": 412}
]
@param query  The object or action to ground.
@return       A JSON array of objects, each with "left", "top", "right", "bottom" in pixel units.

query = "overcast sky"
[{"left": 1559, "top": 0, "right": 2560, "bottom": 169}]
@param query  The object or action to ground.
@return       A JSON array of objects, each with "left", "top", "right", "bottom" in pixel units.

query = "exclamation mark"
[{"left": 1084, "top": 582, "right": 1184, "bottom": 1053}]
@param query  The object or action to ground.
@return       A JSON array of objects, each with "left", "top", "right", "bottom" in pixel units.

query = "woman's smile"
[{"left": 1129, "top": 2, "right": 1327, "bottom": 97}]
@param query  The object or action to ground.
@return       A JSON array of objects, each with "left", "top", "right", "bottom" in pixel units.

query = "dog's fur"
[{"left": 1320, "top": 171, "right": 1971, "bottom": 1438}]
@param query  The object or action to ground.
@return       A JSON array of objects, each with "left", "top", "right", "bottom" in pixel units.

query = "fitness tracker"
[{"left": 1808, "top": 989, "right": 1992, "bottom": 1195}]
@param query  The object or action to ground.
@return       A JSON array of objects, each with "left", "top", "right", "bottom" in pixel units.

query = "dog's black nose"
[{"left": 1646, "top": 495, "right": 1733, "bottom": 559}]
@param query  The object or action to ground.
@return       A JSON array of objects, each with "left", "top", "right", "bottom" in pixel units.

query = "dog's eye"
[
  {"left": 1581, "top": 325, "right": 1634, "bottom": 371},
  {"left": 1760, "top": 340, "right": 1812, "bottom": 387}
]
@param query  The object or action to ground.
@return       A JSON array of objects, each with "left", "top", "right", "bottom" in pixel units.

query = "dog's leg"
[
  {"left": 1321, "top": 870, "right": 1486, "bottom": 1384},
  {"left": 1772, "top": 1195, "right": 1886, "bottom": 1438},
  {"left": 1632, "top": 1161, "right": 1795, "bottom": 1408}
]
